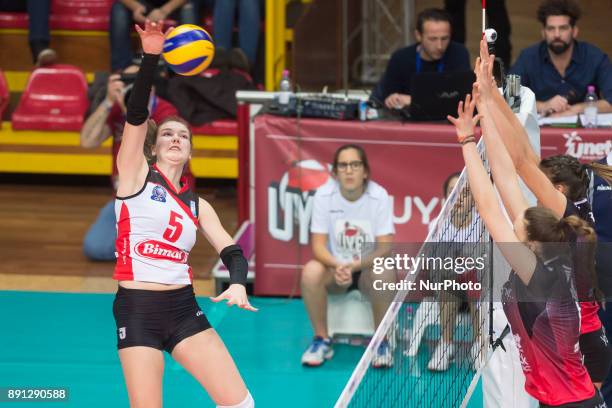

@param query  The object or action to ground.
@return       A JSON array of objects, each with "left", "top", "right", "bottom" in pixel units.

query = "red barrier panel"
[
  {"left": 541, "top": 127, "right": 612, "bottom": 162},
  {"left": 250, "top": 114, "right": 612, "bottom": 295}
]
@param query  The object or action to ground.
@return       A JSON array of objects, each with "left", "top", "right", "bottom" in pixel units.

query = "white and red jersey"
[{"left": 113, "top": 165, "right": 199, "bottom": 284}]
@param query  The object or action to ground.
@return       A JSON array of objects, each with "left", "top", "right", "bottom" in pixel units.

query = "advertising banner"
[
  {"left": 254, "top": 115, "right": 465, "bottom": 295},
  {"left": 253, "top": 115, "right": 612, "bottom": 295}
]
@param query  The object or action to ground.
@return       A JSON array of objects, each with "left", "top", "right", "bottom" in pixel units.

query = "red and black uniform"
[
  {"left": 564, "top": 199, "right": 612, "bottom": 383},
  {"left": 112, "top": 165, "right": 210, "bottom": 352},
  {"left": 502, "top": 255, "right": 603, "bottom": 407}
]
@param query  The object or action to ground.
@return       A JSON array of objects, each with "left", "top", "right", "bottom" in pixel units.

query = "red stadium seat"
[
  {"left": 0, "top": 12, "right": 28, "bottom": 29},
  {"left": 50, "top": 0, "right": 112, "bottom": 31},
  {"left": 0, "top": 1, "right": 113, "bottom": 31},
  {"left": 0, "top": 70, "right": 9, "bottom": 127},
  {"left": 51, "top": 0, "right": 113, "bottom": 15},
  {"left": 12, "top": 64, "right": 89, "bottom": 131},
  {"left": 191, "top": 119, "right": 238, "bottom": 135}
]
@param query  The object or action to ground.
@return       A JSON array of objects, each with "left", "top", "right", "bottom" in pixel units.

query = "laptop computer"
[{"left": 408, "top": 71, "right": 476, "bottom": 121}]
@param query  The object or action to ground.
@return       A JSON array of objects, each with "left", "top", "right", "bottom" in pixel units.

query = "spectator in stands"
[
  {"left": 80, "top": 64, "right": 191, "bottom": 261},
  {"left": 510, "top": 0, "right": 612, "bottom": 117},
  {"left": 213, "top": 0, "right": 261, "bottom": 70},
  {"left": 444, "top": 0, "right": 512, "bottom": 68},
  {"left": 371, "top": 8, "right": 471, "bottom": 110},
  {"left": 0, "top": 0, "right": 56, "bottom": 66},
  {"left": 300, "top": 144, "right": 395, "bottom": 369},
  {"left": 110, "top": 0, "right": 199, "bottom": 72}
]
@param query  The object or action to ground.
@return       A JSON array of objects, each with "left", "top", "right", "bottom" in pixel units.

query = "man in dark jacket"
[{"left": 372, "top": 8, "right": 471, "bottom": 110}]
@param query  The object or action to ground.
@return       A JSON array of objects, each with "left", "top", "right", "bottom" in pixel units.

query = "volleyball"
[{"left": 162, "top": 24, "right": 215, "bottom": 76}]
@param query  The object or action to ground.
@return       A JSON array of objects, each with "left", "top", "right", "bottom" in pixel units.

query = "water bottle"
[
  {"left": 504, "top": 74, "right": 521, "bottom": 113},
  {"left": 583, "top": 85, "right": 598, "bottom": 128},
  {"left": 278, "top": 70, "right": 292, "bottom": 106}
]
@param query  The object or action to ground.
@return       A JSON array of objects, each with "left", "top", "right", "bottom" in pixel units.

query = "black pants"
[
  {"left": 444, "top": 0, "right": 512, "bottom": 68},
  {"left": 581, "top": 327, "right": 612, "bottom": 383}
]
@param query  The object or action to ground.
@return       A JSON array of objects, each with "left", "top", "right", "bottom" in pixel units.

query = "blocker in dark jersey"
[
  {"left": 502, "top": 255, "right": 595, "bottom": 406},
  {"left": 563, "top": 198, "right": 612, "bottom": 382},
  {"left": 563, "top": 198, "right": 601, "bottom": 332}
]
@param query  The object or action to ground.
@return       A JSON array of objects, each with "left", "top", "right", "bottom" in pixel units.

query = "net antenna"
[{"left": 482, "top": 0, "right": 486, "bottom": 37}]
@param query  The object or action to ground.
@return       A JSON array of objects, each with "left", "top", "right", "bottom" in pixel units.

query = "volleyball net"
[{"left": 335, "top": 139, "right": 495, "bottom": 408}]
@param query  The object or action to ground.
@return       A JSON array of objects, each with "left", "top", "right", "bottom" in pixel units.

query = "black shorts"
[
  {"left": 580, "top": 327, "right": 612, "bottom": 383},
  {"left": 540, "top": 390, "right": 607, "bottom": 408},
  {"left": 112, "top": 285, "right": 211, "bottom": 353}
]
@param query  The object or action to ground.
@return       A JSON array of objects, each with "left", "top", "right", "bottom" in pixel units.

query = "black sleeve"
[
  {"left": 379, "top": 49, "right": 413, "bottom": 99},
  {"left": 451, "top": 43, "right": 471, "bottom": 71},
  {"left": 220, "top": 244, "right": 248, "bottom": 286},
  {"left": 126, "top": 53, "right": 160, "bottom": 126}
]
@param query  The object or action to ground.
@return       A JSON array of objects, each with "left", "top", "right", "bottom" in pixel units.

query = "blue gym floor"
[{"left": 0, "top": 291, "right": 483, "bottom": 407}]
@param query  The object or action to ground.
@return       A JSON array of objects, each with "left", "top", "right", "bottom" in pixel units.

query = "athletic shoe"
[
  {"left": 371, "top": 339, "right": 394, "bottom": 368},
  {"left": 427, "top": 340, "right": 456, "bottom": 371},
  {"left": 301, "top": 336, "right": 333, "bottom": 366}
]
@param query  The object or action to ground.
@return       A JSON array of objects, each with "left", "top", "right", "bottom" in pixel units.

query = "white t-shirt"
[{"left": 310, "top": 180, "right": 395, "bottom": 263}]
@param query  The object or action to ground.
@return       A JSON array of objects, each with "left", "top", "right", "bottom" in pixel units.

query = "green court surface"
[{"left": 0, "top": 291, "right": 483, "bottom": 407}]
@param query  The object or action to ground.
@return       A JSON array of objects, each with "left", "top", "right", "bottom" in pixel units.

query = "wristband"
[
  {"left": 458, "top": 134, "right": 475, "bottom": 145},
  {"left": 220, "top": 244, "right": 248, "bottom": 286}
]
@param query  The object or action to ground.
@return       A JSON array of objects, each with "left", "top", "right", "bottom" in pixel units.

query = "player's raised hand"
[
  {"left": 134, "top": 19, "right": 174, "bottom": 55},
  {"left": 448, "top": 93, "right": 481, "bottom": 143}
]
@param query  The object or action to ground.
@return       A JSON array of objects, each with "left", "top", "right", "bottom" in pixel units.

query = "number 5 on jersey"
[{"left": 164, "top": 211, "right": 183, "bottom": 242}]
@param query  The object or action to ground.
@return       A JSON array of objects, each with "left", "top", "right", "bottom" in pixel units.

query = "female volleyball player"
[
  {"left": 112, "top": 20, "right": 255, "bottom": 408},
  {"left": 451, "top": 84, "right": 605, "bottom": 406},
  {"left": 474, "top": 39, "right": 612, "bottom": 389}
]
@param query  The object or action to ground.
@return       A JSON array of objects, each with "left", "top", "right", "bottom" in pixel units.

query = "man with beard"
[{"left": 510, "top": 0, "right": 612, "bottom": 117}]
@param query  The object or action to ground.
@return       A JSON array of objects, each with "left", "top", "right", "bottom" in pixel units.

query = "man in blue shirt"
[
  {"left": 372, "top": 8, "right": 471, "bottom": 110},
  {"left": 510, "top": 0, "right": 612, "bottom": 117}
]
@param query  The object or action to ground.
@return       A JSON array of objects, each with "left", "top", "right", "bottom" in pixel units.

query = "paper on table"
[
  {"left": 579, "top": 113, "right": 612, "bottom": 127},
  {"left": 538, "top": 115, "right": 578, "bottom": 126}
]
